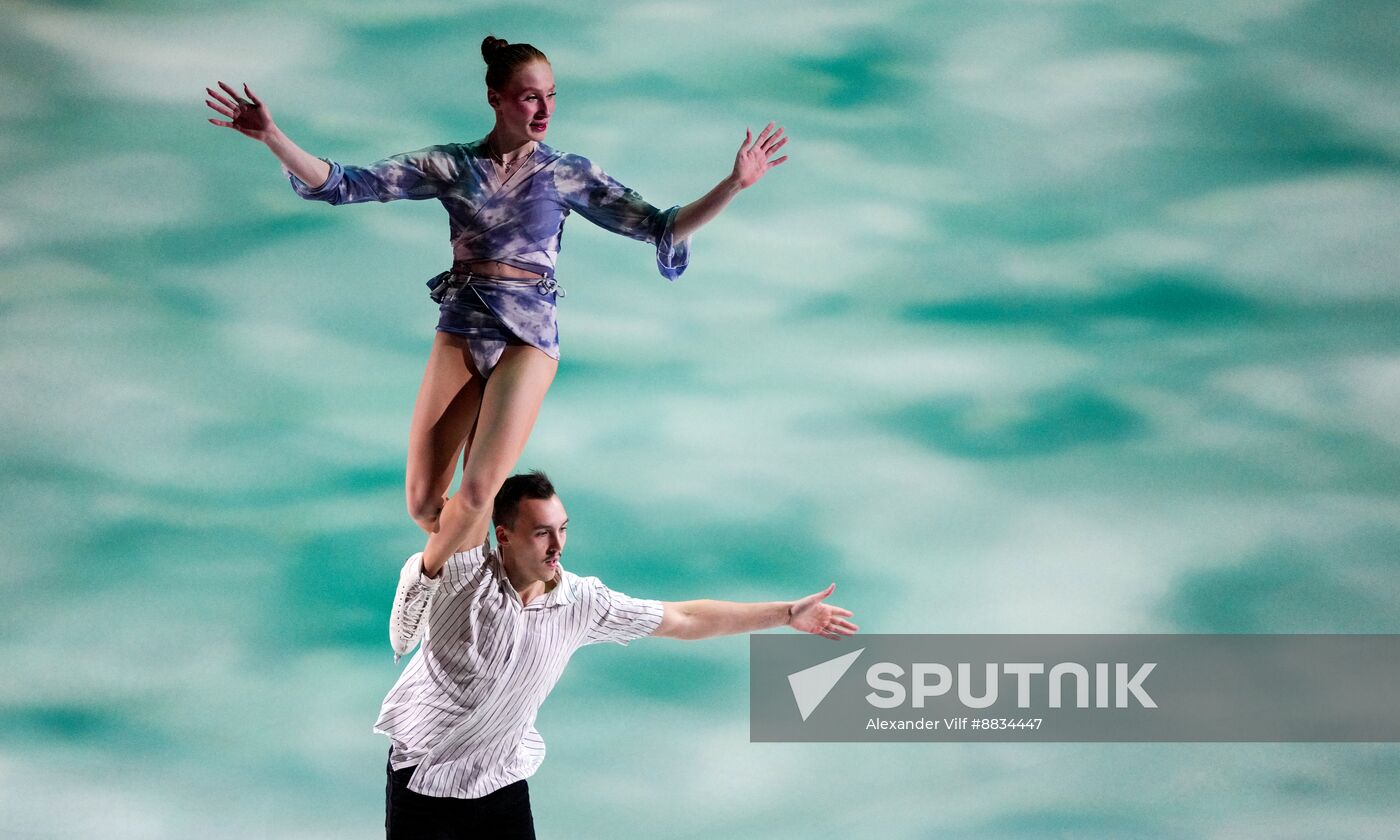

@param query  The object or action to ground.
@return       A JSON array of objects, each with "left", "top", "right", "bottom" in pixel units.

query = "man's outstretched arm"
[{"left": 653, "top": 584, "right": 858, "bottom": 641}]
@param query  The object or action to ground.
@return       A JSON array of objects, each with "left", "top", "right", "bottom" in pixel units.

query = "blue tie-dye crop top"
[{"left": 284, "top": 137, "right": 690, "bottom": 280}]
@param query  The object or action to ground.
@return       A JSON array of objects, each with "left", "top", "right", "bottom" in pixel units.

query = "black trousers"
[{"left": 385, "top": 755, "right": 536, "bottom": 839}]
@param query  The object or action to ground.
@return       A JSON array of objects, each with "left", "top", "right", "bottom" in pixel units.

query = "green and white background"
[{"left": 3, "top": 1, "right": 1399, "bottom": 837}]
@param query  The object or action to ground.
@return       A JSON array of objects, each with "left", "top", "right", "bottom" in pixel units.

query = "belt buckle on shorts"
[
  {"left": 430, "top": 270, "right": 468, "bottom": 304},
  {"left": 535, "top": 277, "right": 565, "bottom": 299}
]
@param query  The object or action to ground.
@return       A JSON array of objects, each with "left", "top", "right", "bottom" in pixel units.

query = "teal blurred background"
[{"left": 3, "top": 0, "right": 1399, "bottom": 837}]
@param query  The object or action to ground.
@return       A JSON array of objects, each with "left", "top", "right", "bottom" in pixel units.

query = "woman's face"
[{"left": 489, "top": 60, "right": 556, "bottom": 142}]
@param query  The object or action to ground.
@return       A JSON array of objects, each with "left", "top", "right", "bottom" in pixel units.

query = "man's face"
[{"left": 498, "top": 495, "right": 568, "bottom": 581}]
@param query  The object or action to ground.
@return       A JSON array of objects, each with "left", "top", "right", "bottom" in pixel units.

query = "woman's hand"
[
  {"left": 207, "top": 82, "right": 329, "bottom": 188},
  {"left": 672, "top": 121, "right": 789, "bottom": 239},
  {"left": 730, "top": 121, "right": 789, "bottom": 190},
  {"left": 205, "top": 81, "right": 278, "bottom": 142},
  {"left": 787, "top": 583, "right": 858, "bottom": 640}
]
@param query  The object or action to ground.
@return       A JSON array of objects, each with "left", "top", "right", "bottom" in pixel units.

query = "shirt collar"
[
  {"left": 488, "top": 545, "right": 576, "bottom": 606},
  {"left": 553, "top": 563, "right": 576, "bottom": 605}
]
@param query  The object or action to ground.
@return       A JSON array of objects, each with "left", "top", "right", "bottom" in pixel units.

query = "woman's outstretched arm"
[
  {"left": 558, "top": 122, "right": 788, "bottom": 280},
  {"left": 208, "top": 81, "right": 450, "bottom": 205},
  {"left": 671, "top": 121, "right": 789, "bottom": 241},
  {"left": 205, "top": 81, "right": 330, "bottom": 188}
]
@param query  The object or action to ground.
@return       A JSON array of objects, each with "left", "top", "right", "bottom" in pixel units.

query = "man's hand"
[{"left": 787, "top": 584, "right": 858, "bottom": 640}]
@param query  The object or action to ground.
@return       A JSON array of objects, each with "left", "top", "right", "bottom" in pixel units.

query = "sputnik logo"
[{"left": 787, "top": 648, "right": 865, "bottom": 721}]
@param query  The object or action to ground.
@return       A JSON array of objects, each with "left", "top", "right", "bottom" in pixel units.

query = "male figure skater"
[{"left": 376, "top": 470, "right": 857, "bottom": 838}]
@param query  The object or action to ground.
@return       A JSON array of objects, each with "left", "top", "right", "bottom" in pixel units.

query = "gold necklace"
[{"left": 489, "top": 140, "right": 536, "bottom": 177}]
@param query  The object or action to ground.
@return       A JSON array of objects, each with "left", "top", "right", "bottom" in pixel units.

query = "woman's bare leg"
[
  {"left": 421, "top": 345, "right": 558, "bottom": 574},
  {"left": 405, "top": 332, "right": 486, "bottom": 534}
]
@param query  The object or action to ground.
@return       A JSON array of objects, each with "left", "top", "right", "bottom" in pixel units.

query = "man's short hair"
[{"left": 493, "top": 470, "right": 557, "bottom": 529}]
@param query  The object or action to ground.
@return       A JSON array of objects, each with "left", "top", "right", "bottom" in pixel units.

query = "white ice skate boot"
[{"left": 390, "top": 552, "right": 441, "bottom": 662}]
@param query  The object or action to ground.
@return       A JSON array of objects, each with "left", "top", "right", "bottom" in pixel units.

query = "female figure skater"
[{"left": 205, "top": 37, "right": 788, "bottom": 581}]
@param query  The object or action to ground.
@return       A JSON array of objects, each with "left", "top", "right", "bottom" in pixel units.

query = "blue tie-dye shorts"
[{"left": 426, "top": 270, "right": 563, "bottom": 379}]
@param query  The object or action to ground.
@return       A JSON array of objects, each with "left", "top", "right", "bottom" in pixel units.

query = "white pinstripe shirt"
[{"left": 373, "top": 543, "right": 664, "bottom": 798}]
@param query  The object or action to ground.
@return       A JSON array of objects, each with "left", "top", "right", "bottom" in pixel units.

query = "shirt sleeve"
[
  {"left": 286, "top": 145, "right": 455, "bottom": 206},
  {"left": 554, "top": 154, "right": 691, "bottom": 280},
  {"left": 582, "top": 577, "right": 665, "bottom": 646}
]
